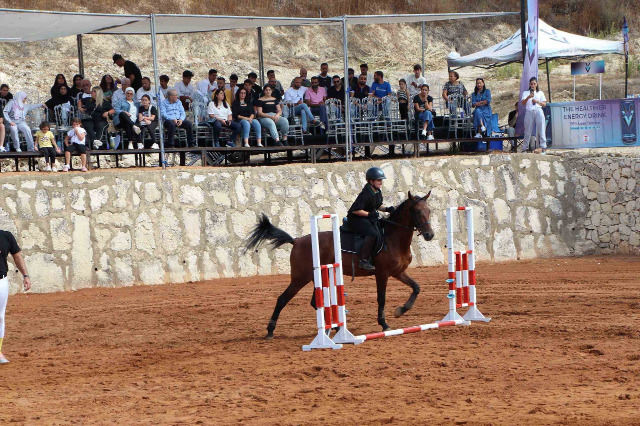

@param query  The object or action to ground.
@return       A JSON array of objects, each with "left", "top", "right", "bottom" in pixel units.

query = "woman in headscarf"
[
  {"left": 2, "top": 91, "right": 44, "bottom": 152},
  {"left": 50, "top": 74, "right": 69, "bottom": 98}
]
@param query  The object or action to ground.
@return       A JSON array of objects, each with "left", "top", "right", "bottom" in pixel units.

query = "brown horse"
[{"left": 245, "top": 191, "right": 434, "bottom": 339}]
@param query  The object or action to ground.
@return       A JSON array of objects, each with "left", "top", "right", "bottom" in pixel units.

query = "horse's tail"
[{"left": 244, "top": 213, "right": 295, "bottom": 253}]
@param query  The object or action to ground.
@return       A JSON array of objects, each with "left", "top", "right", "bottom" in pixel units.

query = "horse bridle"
[{"left": 381, "top": 199, "right": 431, "bottom": 237}]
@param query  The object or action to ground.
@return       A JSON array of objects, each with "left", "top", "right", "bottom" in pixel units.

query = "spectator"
[
  {"left": 304, "top": 77, "right": 328, "bottom": 130},
  {"left": 160, "top": 89, "right": 194, "bottom": 148},
  {"left": 413, "top": 84, "right": 435, "bottom": 140},
  {"left": 81, "top": 86, "right": 113, "bottom": 149},
  {"left": 62, "top": 117, "right": 88, "bottom": 172},
  {"left": 291, "top": 68, "right": 311, "bottom": 88},
  {"left": 76, "top": 80, "right": 93, "bottom": 110},
  {"left": 0, "top": 85, "right": 10, "bottom": 151},
  {"left": 521, "top": 76, "right": 547, "bottom": 154},
  {"left": 207, "top": 88, "right": 241, "bottom": 147},
  {"left": 174, "top": 70, "right": 195, "bottom": 109},
  {"left": 0, "top": 84, "right": 13, "bottom": 102},
  {"left": 111, "top": 77, "right": 130, "bottom": 108},
  {"left": 370, "top": 71, "right": 393, "bottom": 99},
  {"left": 3, "top": 91, "right": 43, "bottom": 152},
  {"left": 232, "top": 87, "right": 262, "bottom": 147},
  {"left": 100, "top": 74, "right": 117, "bottom": 102},
  {"left": 45, "top": 85, "right": 74, "bottom": 113},
  {"left": 442, "top": 70, "right": 468, "bottom": 104},
  {"left": 360, "top": 63, "right": 374, "bottom": 87},
  {"left": 114, "top": 87, "right": 141, "bottom": 150},
  {"left": 397, "top": 79, "right": 410, "bottom": 120},
  {"left": 256, "top": 86, "right": 289, "bottom": 146},
  {"left": 196, "top": 69, "right": 218, "bottom": 100},
  {"left": 34, "top": 121, "right": 60, "bottom": 172},
  {"left": 353, "top": 74, "right": 370, "bottom": 100},
  {"left": 316, "top": 63, "right": 331, "bottom": 88},
  {"left": 342, "top": 68, "right": 358, "bottom": 90},
  {"left": 506, "top": 101, "right": 519, "bottom": 138},
  {"left": 159, "top": 75, "right": 170, "bottom": 100},
  {"left": 216, "top": 77, "right": 233, "bottom": 104},
  {"left": 68, "top": 74, "right": 84, "bottom": 99},
  {"left": 248, "top": 72, "right": 261, "bottom": 95},
  {"left": 263, "top": 75, "right": 283, "bottom": 102},
  {"left": 243, "top": 79, "right": 258, "bottom": 105},
  {"left": 471, "top": 78, "right": 492, "bottom": 138},
  {"left": 50, "top": 74, "right": 69, "bottom": 98},
  {"left": 265, "top": 70, "right": 284, "bottom": 93},
  {"left": 136, "top": 77, "right": 155, "bottom": 103},
  {"left": 327, "top": 75, "right": 352, "bottom": 102},
  {"left": 137, "top": 95, "right": 159, "bottom": 149},
  {"left": 406, "top": 64, "right": 426, "bottom": 97},
  {"left": 113, "top": 53, "right": 143, "bottom": 91},
  {"left": 283, "top": 77, "right": 323, "bottom": 133}
]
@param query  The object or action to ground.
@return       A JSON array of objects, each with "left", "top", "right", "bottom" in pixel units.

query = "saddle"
[{"left": 340, "top": 218, "right": 385, "bottom": 257}]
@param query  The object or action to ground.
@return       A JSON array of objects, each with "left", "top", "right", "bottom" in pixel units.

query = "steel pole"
[
  {"left": 257, "top": 27, "right": 265, "bottom": 87},
  {"left": 150, "top": 14, "right": 166, "bottom": 169},
  {"left": 625, "top": 52, "right": 629, "bottom": 98},
  {"left": 545, "top": 59, "right": 551, "bottom": 102},
  {"left": 520, "top": 0, "right": 526, "bottom": 64},
  {"left": 77, "top": 34, "right": 85, "bottom": 76},
  {"left": 342, "top": 17, "right": 352, "bottom": 162},
  {"left": 421, "top": 21, "right": 426, "bottom": 75}
]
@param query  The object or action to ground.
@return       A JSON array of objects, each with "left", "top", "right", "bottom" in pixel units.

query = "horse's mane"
[{"left": 382, "top": 198, "right": 412, "bottom": 229}]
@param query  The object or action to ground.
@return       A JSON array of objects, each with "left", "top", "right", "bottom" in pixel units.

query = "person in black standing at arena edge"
[
  {"left": 113, "top": 54, "right": 143, "bottom": 92},
  {"left": 347, "top": 167, "right": 395, "bottom": 271}
]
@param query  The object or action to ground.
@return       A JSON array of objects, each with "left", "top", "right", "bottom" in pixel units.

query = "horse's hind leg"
[
  {"left": 375, "top": 274, "right": 391, "bottom": 331},
  {"left": 392, "top": 271, "right": 421, "bottom": 318},
  {"left": 266, "top": 280, "right": 309, "bottom": 340}
]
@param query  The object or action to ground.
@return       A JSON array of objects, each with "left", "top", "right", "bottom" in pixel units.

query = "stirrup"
[{"left": 358, "top": 259, "right": 375, "bottom": 271}]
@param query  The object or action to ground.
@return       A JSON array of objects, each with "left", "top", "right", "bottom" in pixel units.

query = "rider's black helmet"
[{"left": 366, "top": 167, "right": 386, "bottom": 181}]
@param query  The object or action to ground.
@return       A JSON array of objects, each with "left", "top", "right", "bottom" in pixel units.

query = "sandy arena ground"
[{"left": 1, "top": 255, "right": 639, "bottom": 425}]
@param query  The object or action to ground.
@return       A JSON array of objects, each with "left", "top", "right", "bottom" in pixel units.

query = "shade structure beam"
[{"left": 150, "top": 14, "right": 166, "bottom": 169}]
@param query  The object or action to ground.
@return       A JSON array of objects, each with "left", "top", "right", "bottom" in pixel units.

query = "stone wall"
[{"left": 0, "top": 152, "right": 638, "bottom": 294}]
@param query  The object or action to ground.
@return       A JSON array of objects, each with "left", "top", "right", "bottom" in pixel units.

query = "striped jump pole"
[
  {"left": 355, "top": 318, "right": 469, "bottom": 342},
  {"left": 442, "top": 207, "right": 491, "bottom": 323},
  {"left": 302, "top": 214, "right": 363, "bottom": 351}
]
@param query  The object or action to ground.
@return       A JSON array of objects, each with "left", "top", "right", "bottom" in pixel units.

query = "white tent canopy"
[{"left": 448, "top": 19, "right": 624, "bottom": 68}]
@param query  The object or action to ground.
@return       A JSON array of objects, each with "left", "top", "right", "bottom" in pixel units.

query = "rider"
[{"left": 347, "top": 167, "right": 395, "bottom": 271}]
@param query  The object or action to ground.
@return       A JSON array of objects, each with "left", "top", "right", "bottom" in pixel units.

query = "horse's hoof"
[
  {"left": 394, "top": 306, "right": 407, "bottom": 318},
  {"left": 265, "top": 333, "right": 274, "bottom": 340},
  {"left": 383, "top": 326, "right": 391, "bottom": 332}
]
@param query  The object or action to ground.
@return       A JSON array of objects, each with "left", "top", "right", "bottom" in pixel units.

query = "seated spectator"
[
  {"left": 327, "top": 75, "right": 352, "bottom": 101},
  {"left": 62, "top": 118, "right": 88, "bottom": 172},
  {"left": 266, "top": 70, "right": 284, "bottom": 94},
  {"left": 304, "top": 77, "right": 328, "bottom": 130},
  {"left": 100, "top": 74, "right": 117, "bottom": 102},
  {"left": 68, "top": 74, "right": 84, "bottom": 99},
  {"left": 207, "top": 89, "right": 241, "bottom": 147},
  {"left": 406, "top": 64, "right": 426, "bottom": 97},
  {"left": 114, "top": 87, "right": 142, "bottom": 149},
  {"left": 263, "top": 75, "right": 283, "bottom": 102},
  {"left": 160, "top": 89, "right": 194, "bottom": 148},
  {"left": 471, "top": 78, "right": 492, "bottom": 138},
  {"left": 81, "top": 86, "right": 114, "bottom": 149},
  {"left": 3, "top": 91, "right": 44, "bottom": 152},
  {"left": 341, "top": 68, "right": 358, "bottom": 90},
  {"left": 360, "top": 63, "right": 374, "bottom": 87},
  {"left": 256, "top": 86, "right": 289, "bottom": 146},
  {"left": 45, "top": 85, "right": 75, "bottom": 118},
  {"left": 283, "top": 77, "right": 323, "bottom": 133},
  {"left": 111, "top": 77, "right": 130, "bottom": 108},
  {"left": 34, "top": 121, "right": 60, "bottom": 172},
  {"left": 291, "top": 68, "right": 311, "bottom": 88},
  {"left": 137, "top": 94, "right": 159, "bottom": 149},
  {"left": 243, "top": 79, "right": 258, "bottom": 105},
  {"left": 248, "top": 72, "right": 261, "bottom": 95},
  {"left": 216, "top": 77, "right": 233, "bottom": 104},
  {"left": 232, "top": 87, "right": 262, "bottom": 147},
  {"left": 0, "top": 84, "right": 13, "bottom": 102},
  {"left": 159, "top": 75, "right": 170, "bottom": 100},
  {"left": 196, "top": 69, "right": 218, "bottom": 101},
  {"left": 413, "top": 84, "right": 435, "bottom": 140},
  {"left": 397, "top": 79, "right": 410, "bottom": 120},
  {"left": 316, "top": 63, "right": 331, "bottom": 88},
  {"left": 51, "top": 73, "right": 69, "bottom": 98},
  {"left": 227, "top": 74, "right": 239, "bottom": 99},
  {"left": 370, "top": 71, "right": 393, "bottom": 99},
  {"left": 136, "top": 77, "right": 155, "bottom": 103},
  {"left": 113, "top": 53, "right": 143, "bottom": 91},
  {"left": 506, "top": 101, "right": 519, "bottom": 138},
  {"left": 352, "top": 74, "right": 370, "bottom": 100},
  {"left": 442, "top": 71, "right": 468, "bottom": 106},
  {"left": 76, "top": 80, "right": 93, "bottom": 110},
  {"left": 174, "top": 70, "right": 195, "bottom": 109}
]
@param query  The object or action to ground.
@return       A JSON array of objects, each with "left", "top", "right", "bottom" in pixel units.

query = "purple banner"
[{"left": 515, "top": 0, "right": 539, "bottom": 135}]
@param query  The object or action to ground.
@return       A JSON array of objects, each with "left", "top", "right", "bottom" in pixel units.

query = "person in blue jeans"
[
  {"left": 283, "top": 77, "right": 324, "bottom": 133},
  {"left": 471, "top": 78, "right": 492, "bottom": 138},
  {"left": 256, "top": 86, "right": 289, "bottom": 146},
  {"left": 207, "top": 89, "right": 241, "bottom": 147},
  {"left": 413, "top": 84, "right": 435, "bottom": 140},
  {"left": 232, "top": 87, "right": 262, "bottom": 147}
]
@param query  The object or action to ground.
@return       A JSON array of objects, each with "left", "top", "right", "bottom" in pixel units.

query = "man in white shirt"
[
  {"left": 159, "top": 75, "right": 170, "bottom": 101},
  {"left": 111, "top": 77, "right": 130, "bottom": 108},
  {"left": 360, "top": 63, "right": 374, "bottom": 87},
  {"left": 283, "top": 77, "right": 322, "bottom": 133},
  {"left": 136, "top": 77, "right": 156, "bottom": 103},
  {"left": 196, "top": 69, "right": 217, "bottom": 101},
  {"left": 174, "top": 70, "right": 195, "bottom": 109},
  {"left": 406, "top": 64, "right": 426, "bottom": 97}
]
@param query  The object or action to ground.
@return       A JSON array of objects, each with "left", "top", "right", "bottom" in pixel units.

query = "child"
[
  {"left": 397, "top": 79, "right": 410, "bottom": 120},
  {"left": 137, "top": 95, "right": 159, "bottom": 149},
  {"left": 62, "top": 118, "right": 88, "bottom": 172},
  {"left": 34, "top": 121, "right": 60, "bottom": 172},
  {"left": 2, "top": 91, "right": 44, "bottom": 152}
]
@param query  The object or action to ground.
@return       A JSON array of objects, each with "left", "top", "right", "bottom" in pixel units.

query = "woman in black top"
[
  {"left": 397, "top": 78, "right": 410, "bottom": 120},
  {"left": 45, "top": 85, "right": 75, "bottom": 118},
  {"left": 347, "top": 167, "right": 395, "bottom": 271},
  {"left": 413, "top": 84, "right": 435, "bottom": 140},
  {"left": 256, "top": 86, "right": 289, "bottom": 146},
  {"left": 137, "top": 95, "right": 158, "bottom": 149},
  {"left": 232, "top": 87, "right": 263, "bottom": 147},
  {"left": 81, "top": 86, "right": 114, "bottom": 148},
  {"left": 68, "top": 74, "right": 84, "bottom": 99},
  {"left": 50, "top": 74, "right": 69, "bottom": 98}
]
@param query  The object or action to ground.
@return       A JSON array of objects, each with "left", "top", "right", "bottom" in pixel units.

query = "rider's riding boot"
[{"left": 358, "top": 236, "right": 376, "bottom": 271}]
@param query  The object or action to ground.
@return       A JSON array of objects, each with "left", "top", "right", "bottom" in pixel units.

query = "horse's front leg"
[
  {"left": 392, "top": 270, "right": 420, "bottom": 318},
  {"left": 375, "top": 273, "right": 391, "bottom": 331}
]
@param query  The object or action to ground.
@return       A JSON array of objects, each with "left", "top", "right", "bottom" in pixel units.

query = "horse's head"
[{"left": 408, "top": 191, "right": 434, "bottom": 241}]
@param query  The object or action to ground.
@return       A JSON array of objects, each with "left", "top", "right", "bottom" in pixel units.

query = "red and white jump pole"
[
  {"left": 442, "top": 206, "right": 491, "bottom": 323},
  {"left": 302, "top": 214, "right": 364, "bottom": 351}
]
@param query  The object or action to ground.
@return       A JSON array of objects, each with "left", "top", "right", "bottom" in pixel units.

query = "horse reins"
[{"left": 380, "top": 202, "right": 431, "bottom": 237}]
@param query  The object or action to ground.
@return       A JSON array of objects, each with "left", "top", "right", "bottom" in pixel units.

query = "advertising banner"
[
  {"left": 515, "top": 0, "right": 539, "bottom": 135},
  {"left": 549, "top": 98, "right": 640, "bottom": 148},
  {"left": 570, "top": 60, "right": 605, "bottom": 75}
]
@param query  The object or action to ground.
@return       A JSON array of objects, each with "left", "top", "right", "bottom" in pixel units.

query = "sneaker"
[
  {"left": 81, "top": 167, "right": 88, "bottom": 172},
  {"left": 541, "top": 149, "right": 547, "bottom": 155},
  {"left": 15, "top": 148, "right": 22, "bottom": 153},
  {"left": 151, "top": 143, "right": 159, "bottom": 149},
  {"left": 62, "top": 164, "right": 70, "bottom": 172},
  {"left": 137, "top": 143, "right": 144, "bottom": 150},
  {"left": 45, "top": 165, "right": 52, "bottom": 172},
  {"left": 127, "top": 142, "right": 134, "bottom": 150},
  {"left": 226, "top": 142, "right": 236, "bottom": 147},
  {"left": 421, "top": 129, "right": 427, "bottom": 137},
  {"left": 244, "top": 143, "right": 250, "bottom": 147},
  {"left": 132, "top": 125, "right": 141, "bottom": 135},
  {"left": 427, "top": 135, "right": 434, "bottom": 141},
  {"left": 0, "top": 353, "right": 9, "bottom": 364},
  {"left": 481, "top": 125, "right": 486, "bottom": 132},
  {"left": 275, "top": 141, "right": 283, "bottom": 146},
  {"left": 93, "top": 140, "right": 103, "bottom": 149},
  {"left": 318, "top": 122, "right": 326, "bottom": 130},
  {"left": 256, "top": 142, "right": 264, "bottom": 147},
  {"left": 52, "top": 165, "right": 58, "bottom": 172},
  {"left": 474, "top": 133, "right": 482, "bottom": 138},
  {"left": 0, "top": 146, "right": 5, "bottom": 152}
]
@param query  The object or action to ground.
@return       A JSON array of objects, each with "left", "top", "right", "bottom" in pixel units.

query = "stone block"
[{"left": 493, "top": 228, "right": 517, "bottom": 261}]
